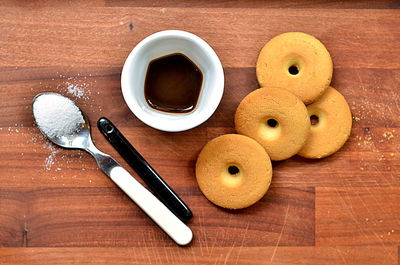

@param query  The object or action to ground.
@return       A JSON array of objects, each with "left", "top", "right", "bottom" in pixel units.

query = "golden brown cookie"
[
  {"left": 256, "top": 32, "right": 333, "bottom": 104},
  {"left": 195, "top": 134, "right": 272, "bottom": 209},
  {"left": 235, "top": 87, "right": 310, "bottom": 161},
  {"left": 298, "top": 86, "right": 352, "bottom": 159}
]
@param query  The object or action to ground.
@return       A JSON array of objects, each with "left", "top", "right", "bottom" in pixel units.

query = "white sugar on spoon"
[{"left": 33, "top": 93, "right": 84, "bottom": 138}]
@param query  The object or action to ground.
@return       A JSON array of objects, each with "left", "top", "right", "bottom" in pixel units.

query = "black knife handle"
[{"left": 97, "top": 117, "right": 192, "bottom": 222}]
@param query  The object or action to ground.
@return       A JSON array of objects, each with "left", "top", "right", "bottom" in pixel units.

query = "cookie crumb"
[{"left": 383, "top": 131, "right": 394, "bottom": 140}]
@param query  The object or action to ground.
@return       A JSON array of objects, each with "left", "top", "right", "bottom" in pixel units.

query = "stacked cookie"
[{"left": 196, "top": 32, "right": 352, "bottom": 210}]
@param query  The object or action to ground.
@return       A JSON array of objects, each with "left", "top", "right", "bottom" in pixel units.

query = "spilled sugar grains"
[
  {"left": 57, "top": 74, "right": 93, "bottom": 101},
  {"left": 56, "top": 74, "right": 102, "bottom": 112},
  {"left": 66, "top": 82, "right": 85, "bottom": 98},
  {"left": 43, "top": 142, "right": 59, "bottom": 171},
  {"left": 5, "top": 74, "right": 98, "bottom": 173}
]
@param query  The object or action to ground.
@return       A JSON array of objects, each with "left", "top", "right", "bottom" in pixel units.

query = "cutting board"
[{"left": 0, "top": 1, "right": 399, "bottom": 264}]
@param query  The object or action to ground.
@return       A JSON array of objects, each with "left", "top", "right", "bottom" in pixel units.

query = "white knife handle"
[{"left": 110, "top": 166, "right": 193, "bottom": 246}]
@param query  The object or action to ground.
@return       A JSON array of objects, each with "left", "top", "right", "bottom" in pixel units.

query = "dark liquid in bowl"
[{"left": 144, "top": 53, "right": 203, "bottom": 113}]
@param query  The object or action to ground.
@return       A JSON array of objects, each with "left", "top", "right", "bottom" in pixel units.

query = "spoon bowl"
[{"left": 32, "top": 92, "right": 92, "bottom": 150}]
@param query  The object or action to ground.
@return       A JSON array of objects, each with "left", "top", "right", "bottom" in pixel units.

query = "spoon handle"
[
  {"left": 87, "top": 145, "right": 192, "bottom": 246},
  {"left": 97, "top": 117, "right": 192, "bottom": 222},
  {"left": 109, "top": 166, "right": 193, "bottom": 246}
]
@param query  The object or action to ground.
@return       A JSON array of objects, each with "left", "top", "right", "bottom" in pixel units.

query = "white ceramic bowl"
[{"left": 121, "top": 30, "right": 224, "bottom": 132}]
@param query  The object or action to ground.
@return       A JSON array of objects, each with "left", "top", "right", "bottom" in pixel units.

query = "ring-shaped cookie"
[
  {"left": 256, "top": 32, "right": 333, "bottom": 104},
  {"left": 235, "top": 87, "right": 310, "bottom": 161},
  {"left": 196, "top": 134, "right": 272, "bottom": 209},
  {"left": 298, "top": 86, "right": 352, "bottom": 159}
]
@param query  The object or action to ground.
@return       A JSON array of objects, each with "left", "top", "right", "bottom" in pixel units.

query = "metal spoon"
[{"left": 32, "top": 92, "right": 193, "bottom": 246}]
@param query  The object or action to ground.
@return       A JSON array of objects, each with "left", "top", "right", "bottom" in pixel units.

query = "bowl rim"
[{"left": 121, "top": 30, "right": 224, "bottom": 132}]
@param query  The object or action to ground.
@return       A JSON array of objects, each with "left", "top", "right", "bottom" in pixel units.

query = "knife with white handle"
[{"left": 86, "top": 141, "right": 193, "bottom": 246}]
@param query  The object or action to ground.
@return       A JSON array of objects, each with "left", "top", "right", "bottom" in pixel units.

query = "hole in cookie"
[
  {"left": 267, "top": 119, "right": 278, "bottom": 128},
  {"left": 221, "top": 165, "right": 243, "bottom": 188},
  {"left": 228, "top": 165, "right": 240, "bottom": 175},
  {"left": 288, "top": 65, "right": 299, "bottom": 75},
  {"left": 310, "top": 115, "right": 319, "bottom": 126}
]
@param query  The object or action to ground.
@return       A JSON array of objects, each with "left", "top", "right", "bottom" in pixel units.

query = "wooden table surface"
[{"left": 0, "top": 1, "right": 399, "bottom": 264}]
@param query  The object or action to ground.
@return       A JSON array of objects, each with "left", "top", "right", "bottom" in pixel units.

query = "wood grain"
[
  {"left": 1, "top": 0, "right": 399, "bottom": 9},
  {"left": 0, "top": 126, "right": 399, "bottom": 189},
  {"left": 0, "top": 66, "right": 398, "bottom": 189},
  {"left": 0, "top": 2, "right": 400, "bottom": 264},
  {"left": 0, "top": 247, "right": 398, "bottom": 265},
  {"left": 0, "top": 8, "right": 399, "bottom": 69},
  {"left": 316, "top": 187, "right": 400, "bottom": 246},
  {"left": 0, "top": 190, "right": 26, "bottom": 247},
  {"left": 106, "top": 0, "right": 400, "bottom": 9},
  {"left": 0, "top": 187, "right": 314, "bottom": 247},
  {"left": 1, "top": 66, "right": 399, "bottom": 127},
  {"left": 0, "top": 0, "right": 105, "bottom": 7}
]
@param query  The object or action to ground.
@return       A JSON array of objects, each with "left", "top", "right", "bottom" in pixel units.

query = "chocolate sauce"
[{"left": 144, "top": 53, "right": 203, "bottom": 113}]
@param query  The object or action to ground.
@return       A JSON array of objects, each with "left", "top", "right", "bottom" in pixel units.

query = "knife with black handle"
[{"left": 97, "top": 117, "right": 193, "bottom": 222}]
